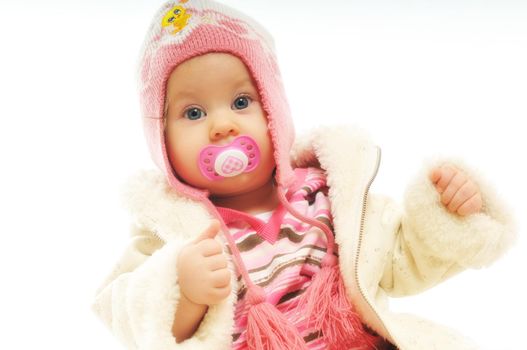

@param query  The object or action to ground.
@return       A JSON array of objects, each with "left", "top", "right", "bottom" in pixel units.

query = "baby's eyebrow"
[
  {"left": 233, "top": 78, "right": 256, "bottom": 89},
  {"left": 169, "top": 89, "right": 198, "bottom": 100}
]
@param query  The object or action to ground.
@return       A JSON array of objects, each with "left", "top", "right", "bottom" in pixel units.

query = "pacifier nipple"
[
  {"left": 214, "top": 149, "right": 248, "bottom": 177},
  {"left": 198, "top": 135, "right": 261, "bottom": 181}
]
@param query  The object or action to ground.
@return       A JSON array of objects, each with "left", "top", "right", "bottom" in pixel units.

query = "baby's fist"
[
  {"left": 429, "top": 164, "right": 483, "bottom": 216},
  {"left": 177, "top": 220, "right": 232, "bottom": 306}
]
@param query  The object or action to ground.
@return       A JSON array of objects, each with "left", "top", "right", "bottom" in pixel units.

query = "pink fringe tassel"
[
  {"left": 245, "top": 286, "right": 308, "bottom": 350},
  {"left": 297, "top": 255, "right": 380, "bottom": 350}
]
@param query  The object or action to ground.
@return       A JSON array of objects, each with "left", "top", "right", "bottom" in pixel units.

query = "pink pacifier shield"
[{"left": 198, "top": 135, "right": 261, "bottom": 181}]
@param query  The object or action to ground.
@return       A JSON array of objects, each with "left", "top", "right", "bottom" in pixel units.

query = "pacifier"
[{"left": 198, "top": 135, "right": 261, "bottom": 181}]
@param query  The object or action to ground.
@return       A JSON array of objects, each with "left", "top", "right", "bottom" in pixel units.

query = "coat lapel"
[
  {"left": 290, "top": 125, "right": 389, "bottom": 339},
  {"left": 290, "top": 125, "right": 381, "bottom": 257}
]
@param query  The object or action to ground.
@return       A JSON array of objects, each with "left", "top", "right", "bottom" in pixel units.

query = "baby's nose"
[{"left": 210, "top": 119, "right": 240, "bottom": 141}]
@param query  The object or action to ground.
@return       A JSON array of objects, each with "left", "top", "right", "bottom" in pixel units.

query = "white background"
[{"left": 0, "top": 0, "right": 525, "bottom": 349}]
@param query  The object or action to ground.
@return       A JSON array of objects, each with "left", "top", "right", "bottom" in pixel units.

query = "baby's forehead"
[
  {"left": 172, "top": 76, "right": 255, "bottom": 91},
  {"left": 167, "top": 74, "right": 257, "bottom": 98},
  {"left": 164, "top": 53, "right": 260, "bottom": 105},
  {"left": 168, "top": 53, "right": 254, "bottom": 82}
]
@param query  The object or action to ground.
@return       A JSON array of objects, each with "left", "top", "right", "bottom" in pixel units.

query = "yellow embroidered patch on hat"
[{"left": 161, "top": 4, "right": 192, "bottom": 35}]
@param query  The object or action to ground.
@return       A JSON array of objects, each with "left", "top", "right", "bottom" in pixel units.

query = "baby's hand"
[
  {"left": 177, "top": 220, "right": 232, "bottom": 306},
  {"left": 429, "top": 165, "right": 483, "bottom": 216}
]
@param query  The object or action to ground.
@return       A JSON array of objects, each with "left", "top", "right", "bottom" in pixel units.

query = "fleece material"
[{"left": 92, "top": 125, "right": 516, "bottom": 350}]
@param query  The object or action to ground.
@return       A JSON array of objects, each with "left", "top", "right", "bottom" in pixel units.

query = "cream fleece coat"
[{"left": 92, "top": 126, "right": 516, "bottom": 350}]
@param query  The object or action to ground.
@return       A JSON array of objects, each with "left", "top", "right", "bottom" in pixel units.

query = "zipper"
[{"left": 354, "top": 146, "right": 399, "bottom": 347}]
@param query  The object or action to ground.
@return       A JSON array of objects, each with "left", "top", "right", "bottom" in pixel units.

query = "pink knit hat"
[{"left": 136, "top": 0, "right": 296, "bottom": 200}]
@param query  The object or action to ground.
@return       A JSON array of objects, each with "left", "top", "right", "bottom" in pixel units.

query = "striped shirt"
[{"left": 227, "top": 167, "right": 334, "bottom": 349}]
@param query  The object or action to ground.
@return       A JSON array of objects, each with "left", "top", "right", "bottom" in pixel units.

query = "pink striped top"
[{"left": 222, "top": 167, "right": 334, "bottom": 349}]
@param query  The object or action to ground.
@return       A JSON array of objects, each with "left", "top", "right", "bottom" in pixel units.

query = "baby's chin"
[
  {"left": 174, "top": 162, "right": 276, "bottom": 198},
  {"left": 206, "top": 172, "right": 274, "bottom": 198}
]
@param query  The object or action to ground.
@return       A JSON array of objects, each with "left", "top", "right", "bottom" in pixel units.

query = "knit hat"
[{"left": 136, "top": 0, "right": 296, "bottom": 201}]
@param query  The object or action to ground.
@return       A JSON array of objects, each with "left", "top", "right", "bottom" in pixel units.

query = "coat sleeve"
[
  {"left": 378, "top": 158, "right": 517, "bottom": 297},
  {"left": 90, "top": 224, "right": 236, "bottom": 350}
]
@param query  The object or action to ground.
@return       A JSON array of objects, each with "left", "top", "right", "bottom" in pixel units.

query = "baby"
[{"left": 92, "top": 1, "right": 517, "bottom": 349}]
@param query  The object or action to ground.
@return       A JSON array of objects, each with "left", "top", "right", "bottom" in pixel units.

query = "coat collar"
[
  {"left": 289, "top": 124, "right": 382, "bottom": 252},
  {"left": 121, "top": 124, "right": 381, "bottom": 243}
]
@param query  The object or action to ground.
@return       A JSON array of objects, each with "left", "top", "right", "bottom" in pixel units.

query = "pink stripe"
[
  {"left": 232, "top": 227, "right": 252, "bottom": 240},
  {"left": 235, "top": 223, "right": 327, "bottom": 256},
  {"left": 313, "top": 208, "right": 331, "bottom": 217},
  {"left": 233, "top": 215, "right": 316, "bottom": 245},
  {"left": 290, "top": 193, "right": 306, "bottom": 201},
  {"left": 239, "top": 235, "right": 327, "bottom": 271},
  {"left": 235, "top": 269, "right": 306, "bottom": 315},
  {"left": 236, "top": 220, "right": 328, "bottom": 247},
  {"left": 266, "top": 274, "right": 311, "bottom": 304},
  {"left": 234, "top": 271, "right": 312, "bottom": 329},
  {"left": 233, "top": 271, "right": 305, "bottom": 319},
  {"left": 281, "top": 217, "right": 309, "bottom": 231}
]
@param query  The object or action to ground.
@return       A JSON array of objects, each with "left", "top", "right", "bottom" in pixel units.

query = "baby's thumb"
[{"left": 193, "top": 220, "right": 221, "bottom": 243}]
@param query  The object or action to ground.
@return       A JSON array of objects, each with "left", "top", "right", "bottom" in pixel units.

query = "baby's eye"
[
  {"left": 184, "top": 107, "right": 206, "bottom": 121},
  {"left": 232, "top": 96, "right": 251, "bottom": 110}
]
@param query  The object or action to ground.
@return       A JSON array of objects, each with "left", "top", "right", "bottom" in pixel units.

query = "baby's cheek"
[
  {"left": 254, "top": 133, "right": 273, "bottom": 162},
  {"left": 167, "top": 139, "right": 200, "bottom": 180}
]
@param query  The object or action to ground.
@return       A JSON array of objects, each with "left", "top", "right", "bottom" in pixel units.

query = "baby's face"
[{"left": 164, "top": 53, "right": 276, "bottom": 197}]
